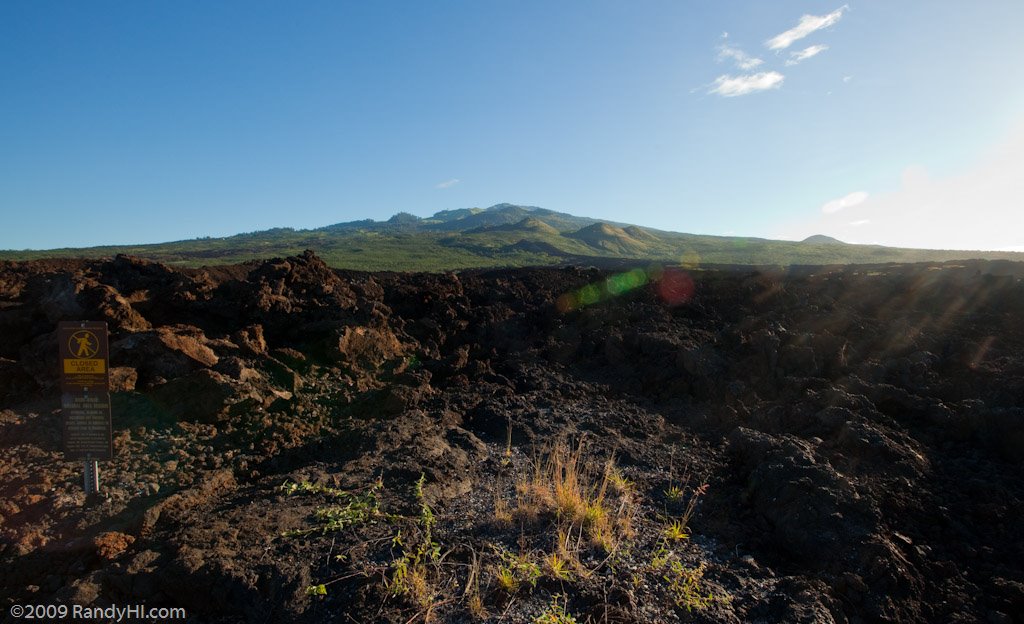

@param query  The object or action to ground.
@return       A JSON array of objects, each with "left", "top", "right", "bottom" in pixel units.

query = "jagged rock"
[
  {"left": 270, "top": 347, "right": 307, "bottom": 370},
  {"left": 17, "top": 331, "right": 59, "bottom": 390},
  {"left": 38, "top": 274, "right": 86, "bottom": 321},
  {"left": 262, "top": 358, "right": 302, "bottom": 392},
  {"left": 0, "top": 358, "right": 37, "bottom": 402},
  {"left": 147, "top": 370, "right": 253, "bottom": 423},
  {"left": 331, "top": 325, "right": 404, "bottom": 370},
  {"left": 779, "top": 344, "right": 820, "bottom": 377},
  {"left": 728, "top": 427, "right": 879, "bottom": 563},
  {"left": 109, "top": 366, "right": 138, "bottom": 392},
  {"left": 92, "top": 531, "right": 135, "bottom": 559},
  {"left": 37, "top": 273, "right": 150, "bottom": 332},
  {"left": 112, "top": 325, "right": 219, "bottom": 383},
  {"left": 232, "top": 325, "right": 267, "bottom": 356},
  {"left": 214, "top": 357, "right": 265, "bottom": 384}
]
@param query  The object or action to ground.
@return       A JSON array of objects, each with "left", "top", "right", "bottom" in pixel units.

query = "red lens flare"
[{"left": 657, "top": 268, "right": 694, "bottom": 306}]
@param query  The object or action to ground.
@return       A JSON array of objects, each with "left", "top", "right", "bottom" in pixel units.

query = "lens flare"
[
  {"left": 606, "top": 268, "right": 648, "bottom": 296},
  {"left": 579, "top": 284, "right": 601, "bottom": 306},
  {"left": 680, "top": 249, "right": 701, "bottom": 269},
  {"left": 657, "top": 267, "right": 695, "bottom": 306},
  {"left": 556, "top": 293, "right": 577, "bottom": 313},
  {"left": 556, "top": 264, "right": 695, "bottom": 312}
]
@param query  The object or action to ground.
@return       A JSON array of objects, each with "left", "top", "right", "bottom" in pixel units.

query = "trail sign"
[
  {"left": 58, "top": 321, "right": 113, "bottom": 478},
  {"left": 61, "top": 392, "right": 113, "bottom": 461},
  {"left": 58, "top": 321, "right": 110, "bottom": 393}
]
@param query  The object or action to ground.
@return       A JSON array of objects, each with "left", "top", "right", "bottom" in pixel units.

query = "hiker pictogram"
[{"left": 69, "top": 330, "right": 99, "bottom": 358}]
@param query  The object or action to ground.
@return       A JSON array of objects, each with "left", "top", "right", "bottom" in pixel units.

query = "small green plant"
[
  {"left": 495, "top": 564, "right": 519, "bottom": 593},
  {"left": 280, "top": 480, "right": 349, "bottom": 498},
  {"left": 607, "top": 466, "right": 634, "bottom": 495},
  {"left": 650, "top": 547, "right": 671, "bottom": 571},
  {"left": 280, "top": 480, "right": 383, "bottom": 537},
  {"left": 533, "top": 596, "right": 579, "bottom": 624},
  {"left": 544, "top": 552, "right": 574, "bottom": 581},
  {"left": 305, "top": 584, "right": 327, "bottom": 597},
  {"left": 664, "top": 484, "right": 685, "bottom": 502},
  {"left": 493, "top": 547, "right": 542, "bottom": 593},
  {"left": 387, "top": 474, "right": 441, "bottom": 608},
  {"left": 663, "top": 561, "right": 716, "bottom": 612},
  {"left": 663, "top": 519, "right": 690, "bottom": 541}
]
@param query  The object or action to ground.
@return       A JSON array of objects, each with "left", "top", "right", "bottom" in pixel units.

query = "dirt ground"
[{"left": 1, "top": 251, "right": 1022, "bottom": 623}]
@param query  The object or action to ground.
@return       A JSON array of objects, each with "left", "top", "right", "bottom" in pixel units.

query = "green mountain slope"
[{"left": 2, "top": 203, "right": 1022, "bottom": 270}]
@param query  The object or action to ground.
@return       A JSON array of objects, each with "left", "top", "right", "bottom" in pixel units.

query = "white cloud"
[
  {"left": 785, "top": 44, "right": 829, "bottom": 66},
  {"left": 782, "top": 120, "right": 1024, "bottom": 250},
  {"left": 718, "top": 44, "right": 764, "bottom": 70},
  {"left": 843, "top": 75, "right": 853, "bottom": 83},
  {"left": 766, "top": 5, "right": 848, "bottom": 50},
  {"left": 821, "top": 191, "right": 869, "bottom": 213},
  {"left": 435, "top": 179, "right": 460, "bottom": 189},
  {"left": 708, "top": 71, "right": 784, "bottom": 97}
]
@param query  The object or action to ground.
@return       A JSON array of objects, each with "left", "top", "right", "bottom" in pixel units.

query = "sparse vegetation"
[
  {"left": 664, "top": 484, "right": 685, "bottom": 503},
  {"left": 533, "top": 596, "right": 579, "bottom": 624},
  {"left": 543, "top": 552, "right": 574, "bottom": 581},
  {"left": 662, "top": 561, "right": 730, "bottom": 612},
  {"left": 279, "top": 480, "right": 384, "bottom": 538},
  {"left": 664, "top": 519, "right": 690, "bottom": 541},
  {"left": 493, "top": 546, "right": 543, "bottom": 593},
  {"left": 510, "top": 439, "right": 633, "bottom": 555},
  {"left": 387, "top": 474, "right": 442, "bottom": 609}
]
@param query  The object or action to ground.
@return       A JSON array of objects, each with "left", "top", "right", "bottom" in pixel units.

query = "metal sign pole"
[
  {"left": 84, "top": 458, "right": 100, "bottom": 495},
  {"left": 81, "top": 390, "right": 99, "bottom": 496}
]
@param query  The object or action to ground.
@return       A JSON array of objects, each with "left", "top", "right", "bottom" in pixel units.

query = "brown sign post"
[{"left": 58, "top": 321, "right": 113, "bottom": 494}]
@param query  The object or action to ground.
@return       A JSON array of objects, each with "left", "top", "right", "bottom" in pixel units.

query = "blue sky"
[{"left": 2, "top": 2, "right": 1022, "bottom": 250}]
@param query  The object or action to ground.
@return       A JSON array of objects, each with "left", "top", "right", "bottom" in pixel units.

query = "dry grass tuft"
[{"left": 507, "top": 439, "right": 637, "bottom": 556}]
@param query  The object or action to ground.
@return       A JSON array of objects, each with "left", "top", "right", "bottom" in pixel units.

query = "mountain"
[
  {"left": 803, "top": 234, "right": 847, "bottom": 245},
  {"left": 2, "top": 203, "right": 1022, "bottom": 271}
]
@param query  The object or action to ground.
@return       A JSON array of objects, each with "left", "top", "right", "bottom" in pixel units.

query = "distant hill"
[
  {"left": 624, "top": 225, "right": 659, "bottom": 241},
  {"left": 2, "top": 203, "right": 1022, "bottom": 271},
  {"left": 567, "top": 223, "right": 650, "bottom": 255},
  {"left": 803, "top": 234, "right": 846, "bottom": 245},
  {"left": 467, "top": 217, "right": 561, "bottom": 236}
]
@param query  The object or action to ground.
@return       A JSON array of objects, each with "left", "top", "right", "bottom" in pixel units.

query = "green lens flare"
[
  {"left": 558, "top": 266, "right": 656, "bottom": 312},
  {"left": 579, "top": 284, "right": 601, "bottom": 305}
]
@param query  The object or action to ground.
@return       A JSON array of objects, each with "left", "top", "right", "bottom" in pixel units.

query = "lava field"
[{"left": 1, "top": 251, "right": 1023, "bottom": 623}]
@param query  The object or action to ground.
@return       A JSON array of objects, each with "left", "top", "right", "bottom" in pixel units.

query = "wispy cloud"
[
  {"left": 718, "top": 44, "right": 764, "bottom": 70},
  {"left": 843, "top": 75, "right": 853, "bottom": 83},
  {"left": 766, "top": 5, "right": 848, "bottom": 50},
  {"left": 821, "top": 190, "right": 869, "bottom": 213},
  {"left": 435, "top": 178, "right": 460, "bottom": 189},
  {"left": 785, "top": 44, "right": 829, "bottom": 66},
  {"left": 708, "top": 71, "right": 784, "bottom": 97},
  {"left": 849, "top": 219, "right": 871, "bottom": 226}
]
